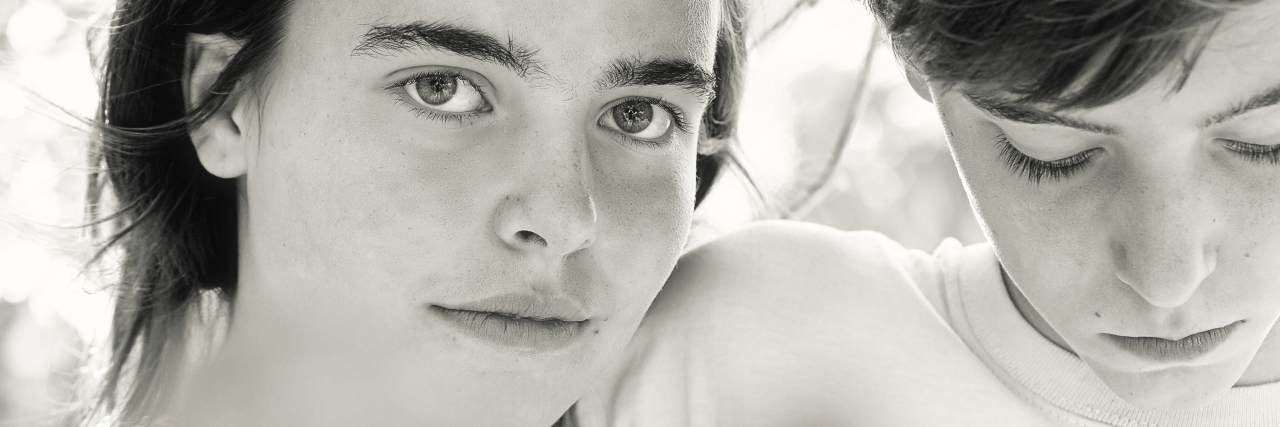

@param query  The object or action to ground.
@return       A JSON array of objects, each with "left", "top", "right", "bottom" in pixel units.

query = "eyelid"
[
  {"left": 383, "top": 67, "right": 495, "bottom": 125},
  {"left": 382, "top": 65, "right": 494, "bottom": 93},
  {"left": 596, "top": 97, "right": 690, "bottom": 150},
  {"left": 601, "top": 96, "right": 691, "bottom": 134},
  {"left": 1221, "top": 139, "right": 1280, "bottom": 150},
  {"left": 1221, "top": 139, "right": 1280, "bottom": 164},
  {"left": 995, "top": 133, "right": 1099, "bottom": 183}
]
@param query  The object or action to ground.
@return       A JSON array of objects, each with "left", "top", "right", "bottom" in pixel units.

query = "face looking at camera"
[
  {"left": 914, "top": 1, "right": 1280, "bottom": 411},
  {"left": 183, "top": 0, "right": 719, "bottom": 424}
]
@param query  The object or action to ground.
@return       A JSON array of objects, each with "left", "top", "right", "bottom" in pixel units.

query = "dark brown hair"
[
  {"left": 85, "top": 0, "right": 291, "bottom": 424},
  {"left": 83, "top": 0, "right": 748, "bottom": 425},
  {"left": 865, "top": 0, "right": 1262, "bottom": 110}
]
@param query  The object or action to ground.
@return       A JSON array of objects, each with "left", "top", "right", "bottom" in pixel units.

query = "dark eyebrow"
[
  {"left": 965, "top": 94, "right": 1120, "bottom": 136},
  {"left": 600, "top": 58, "right": 716, "bottom": 101},
  {"left": 351, "top": 21, "right": 542, "bottom": 78},
  {"left": 1204, "top": 83, "right": 1280, "bottom": 127}
]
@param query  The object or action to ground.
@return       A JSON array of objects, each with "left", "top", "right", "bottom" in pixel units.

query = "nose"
[
  {"left": 1112, "top": 241, "right": 1216, "bottom": 308},
  {"left": 1107, "top": 167, "right": 1218, "bottom": 308},
  {"left": 493, "top": 129, "right": 598, "bottom": 258}
]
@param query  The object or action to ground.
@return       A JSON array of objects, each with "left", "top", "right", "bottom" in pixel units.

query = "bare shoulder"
[
  {"left": 622, "top": 221, "right": 1053, "bottom": 426},
  {"left": 633, "top": 221, "right": 927, "bottom": 421},
  {"left": 652, "top": 220, "right": 920, "bottom": 320}
]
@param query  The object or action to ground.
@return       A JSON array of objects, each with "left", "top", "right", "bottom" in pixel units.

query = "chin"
[{"left": 1092, "top": 362, "right": 1244, "bottom": 411}]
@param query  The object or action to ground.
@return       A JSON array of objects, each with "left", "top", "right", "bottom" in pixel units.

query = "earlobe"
[
  {"left": 902, "top": 65, "right": 935, "bottom": 104},
  {"left": 185, "top": 33, "right": 250, "bottom": 179},
  {"left": 190, "top": 104, "right": 249, "bottom": 179}
]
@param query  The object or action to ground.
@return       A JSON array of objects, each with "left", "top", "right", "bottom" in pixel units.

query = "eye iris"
[
  {"left": 415, "top": 75, "right": 457, "bottom": 105},
  {"left": 612, "top": 101, "right": 653, "bottom": 134}
]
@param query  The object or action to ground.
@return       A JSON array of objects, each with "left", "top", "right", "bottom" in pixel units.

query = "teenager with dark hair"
[
  {"left": 81, "top": 0, "right": 746, "bottom": 425},
  {"left": 576, "top": 0, "right": 1280, "bottom": 425}
]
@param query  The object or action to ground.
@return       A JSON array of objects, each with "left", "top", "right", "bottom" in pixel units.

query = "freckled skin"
[
  {"left": 175, "top": 0, "right": 722, "bottom": 426},
  {"left": 924, "top": 0, "right": 1280, "bottom": 411}
]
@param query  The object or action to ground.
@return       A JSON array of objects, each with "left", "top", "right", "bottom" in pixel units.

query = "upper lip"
[{"left": 436, "top": 292, "right": 591, "bottom": 323}]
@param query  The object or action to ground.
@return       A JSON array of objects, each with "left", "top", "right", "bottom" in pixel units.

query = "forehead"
[
  {"left": 1184, "top": 0, "right": 1280, "bottom": 91},
  {"left": 282, "top": 0, "right": 720, "bottom": 77},
  {"left": 1062, "top": 1, "right": 1280, "bottom": 125}
]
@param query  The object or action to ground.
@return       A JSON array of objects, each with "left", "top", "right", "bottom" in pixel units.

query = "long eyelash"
[
  {"left": 385, "top": 70, "right": 488, "bottom": 124},
  {"left": 994, "top": 133, "right": 1097, "bottom": 184},
  {"left": 604, "top": 97, "right": 692, "bottom": 150},
  {"left": 658, "top": 102, "right": 691, "bottom": 134},
  {"left": 1223, "top": 139, "right": 1280, "bottom": 165},
  {"left": 598, "top": 98, "right": 691, "bottom": 149}
]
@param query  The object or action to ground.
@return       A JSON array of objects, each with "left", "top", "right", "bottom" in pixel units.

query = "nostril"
[{"left": 516, "top": 230, "right": 547, "bottom": 247}]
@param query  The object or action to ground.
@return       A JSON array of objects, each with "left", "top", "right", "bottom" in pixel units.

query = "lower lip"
[
  {"left": 1106, "top": 321, "right": 1242, "bottom": 363},
  {"left": 428, "top": 306, "right": 587, "bottom": 352}
]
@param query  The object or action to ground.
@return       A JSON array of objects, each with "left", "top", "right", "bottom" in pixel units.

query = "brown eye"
[
  {"left": 600, "top": 100, "right": 672, "bottom": 140},
  {"left": 414, "top": 75, "right": 457, "bottom": 105},
  {"left": 612, "top": 101, "right": 653, "bottom": 133},
  {"left": 402, "top": 72, "right": 486, "bottom": 113}
]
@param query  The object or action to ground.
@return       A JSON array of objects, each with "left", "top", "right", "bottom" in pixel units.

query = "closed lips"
[
  {"left": 1106, "top": 321, "right": 1242, "bottom": 363},
  {"left": 429, "top": 305, "right": 588, "bottom": 351}
]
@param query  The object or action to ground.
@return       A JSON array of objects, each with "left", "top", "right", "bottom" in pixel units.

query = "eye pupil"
[
  {"left": 612, "top": 101, "right": 653, "bottom": 134},
  {"left": 415, "top": 75, "right": 457, "bottom": 105}
]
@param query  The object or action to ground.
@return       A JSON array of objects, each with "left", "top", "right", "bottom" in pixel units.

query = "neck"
[
  {"left": 1238, "top": 319, "right": 1280, "bottom": 386},
  {"left": 169, "top": 297, "right": 406, "bottom": 426},
  {"left": 1002, "top": 267, "right": 1073, "bottom": 353}
]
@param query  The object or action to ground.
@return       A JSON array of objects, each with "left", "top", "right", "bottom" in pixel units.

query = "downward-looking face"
[
  {"left": 927, "top": 0, "right": 1280, "bottom": 411},
  {"left": 220, "top": 0, "right": 719, "bottom": 424}
]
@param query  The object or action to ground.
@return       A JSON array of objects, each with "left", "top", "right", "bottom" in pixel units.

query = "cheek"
[
  {"left": 592, "top": 144, "right": 697, "bottom": 298},
  {"left": 240, "top": 78, "right": 496, "bottom": 314},
  {"left": 1206, "top": 182, "right": 1280, "bottom": 309},
  {"left": 944, "top": 110, "right": 1070, "bottom": 252},
  {"left": 944, "top": 115, "right": 1112, "bottom": 315}
]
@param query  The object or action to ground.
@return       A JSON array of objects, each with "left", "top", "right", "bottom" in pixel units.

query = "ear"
[
  {"left": 185, "top": 33, "right": 250, "bottom": 179},
  {"left": 902, "top": 63, "right": 934, "bottom": 104}
]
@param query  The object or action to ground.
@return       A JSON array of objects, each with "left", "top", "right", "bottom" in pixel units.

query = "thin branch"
[
  {"left": 750, "top": 0, "right": 821, "bottom": 49},
  {"left": 784, "top": 25, "right": 882, "bottom": 219}
]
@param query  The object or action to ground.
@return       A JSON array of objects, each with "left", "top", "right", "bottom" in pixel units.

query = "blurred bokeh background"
[{"left": 0, "top": 0, "right": 983, "bottom": 424}]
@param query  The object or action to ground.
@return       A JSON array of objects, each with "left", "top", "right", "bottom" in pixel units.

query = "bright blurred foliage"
[
  {"left": 0, "top": 0, "right": 983, "bottom": 423},
  {"left": 2, "top": 0, "right": 111, "bottom": 424},
  {"left": 697, "top": 0, "right": 985, "bottom": 252}
]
